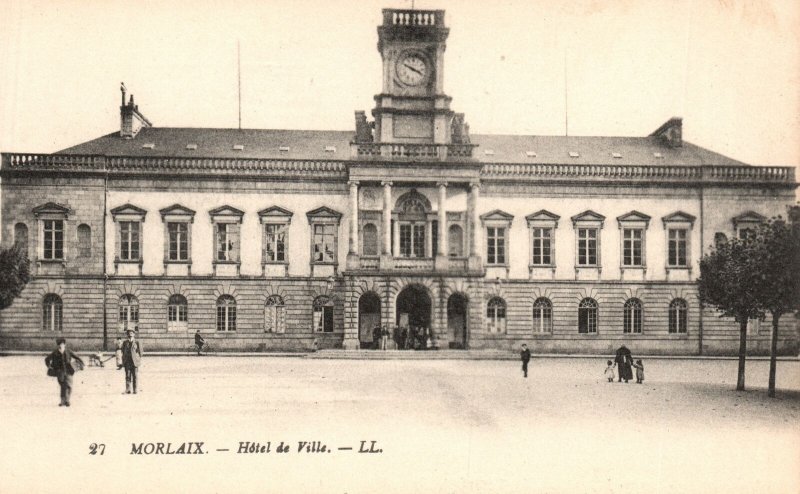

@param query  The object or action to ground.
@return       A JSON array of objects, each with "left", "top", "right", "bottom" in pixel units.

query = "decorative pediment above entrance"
[
  {"left": 731, "top": 211, "right": 766, "bottom": 229},
  {"left": 32, "top": 202, "right": 70, "bottom": 218},
  {"left": 159, "top": 204, "right": 196, "bottom": 222},
  {"left": 306, "top": 206, "right": 343, "bottom": 224},
  {"left": 571, "top": 210, "right": 605, "bottom": 228},
  {"left": 661, "top": 211, "right": 695, "bottom": 228},
  {"left": 258, "top": 206, "right": 294, "bottom": 224},
  {"left": 110, "top": 203, "right": 147, "bottom": 220}
]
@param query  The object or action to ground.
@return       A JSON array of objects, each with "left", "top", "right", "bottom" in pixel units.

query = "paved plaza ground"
[{"left": 0, "top": 355, "right": 798, "bottom": 493}]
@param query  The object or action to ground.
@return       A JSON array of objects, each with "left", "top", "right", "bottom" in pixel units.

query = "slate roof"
[{"left": 57, "top": 127, "right": 750, "bottom": 167}]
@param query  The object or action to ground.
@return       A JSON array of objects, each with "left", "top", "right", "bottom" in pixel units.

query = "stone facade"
[{"left": 1, "top": 8, "right": 798, "bottom": 354}]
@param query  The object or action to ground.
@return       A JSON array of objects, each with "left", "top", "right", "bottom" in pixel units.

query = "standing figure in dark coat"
[
  {"left": 121, "top": 330, "right": 143, "bottom": 394},
  {"left": 520, "top": 344, "right": 531, "bottom": 378},
  {"left": 372, "top": 325, "right": 382, "bottom": 350},
  {"left": 44, "top": 338, "right": 85, "bottom": 407},
  {"left": 614, "top": 345, "right": 633, "bottom": 383}
]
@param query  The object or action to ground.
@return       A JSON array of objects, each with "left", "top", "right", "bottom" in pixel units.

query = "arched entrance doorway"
[
  {"left": 358, "top": 292, "right": 382, "bottom": 349},
  {"left": 396, "top": 285, "right": 432, "bottom": 331},
  {"left": 447, "top": 293, "right": 468, "bottom": 349}
]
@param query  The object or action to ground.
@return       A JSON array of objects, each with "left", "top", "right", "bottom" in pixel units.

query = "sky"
[{"left": 0, "top": 0, "right": 799, "bottom": 172}]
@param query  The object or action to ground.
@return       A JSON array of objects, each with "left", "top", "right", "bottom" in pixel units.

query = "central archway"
[
  {"left": 447, "top": 293, "right": 468, "bottom": 349},
  {"left": 396, "top": 285, "right": 432, "bottom": 330},
  {"left": 358, "top": 292, "right": 382, "bottom": 349}
]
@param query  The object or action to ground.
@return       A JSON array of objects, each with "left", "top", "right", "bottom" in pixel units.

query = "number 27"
[{"left": 89, "top": 443, "right": 105, "bottom": 455}]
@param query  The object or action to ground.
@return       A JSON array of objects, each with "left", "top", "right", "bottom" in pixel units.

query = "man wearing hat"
[
  {"left": 121, "top": 329, "right": 143, "bottom": 394},
  {"left": 45, "top": 338, "right": 85, "bottom": 406}
]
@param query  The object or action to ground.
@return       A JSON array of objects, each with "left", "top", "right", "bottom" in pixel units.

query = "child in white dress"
[{"left": 604, "top": 360, "right": 615, "bottom": 382}]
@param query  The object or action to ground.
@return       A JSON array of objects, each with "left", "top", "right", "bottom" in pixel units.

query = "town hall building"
[{"left": 1, "top": 9, "right": 797, "bottom": 354}]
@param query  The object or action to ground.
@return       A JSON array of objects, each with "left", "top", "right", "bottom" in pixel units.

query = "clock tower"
[{"left": 372, "top": 9, "right": 456, "bottom": 145}]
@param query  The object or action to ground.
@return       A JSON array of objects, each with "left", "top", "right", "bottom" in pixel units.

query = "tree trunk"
[
  {"left": 768, "top": 312, "right": 781, "bottom": 398},
  {"left": 736, "top": 318, "right": 747, "bottom": 391}
]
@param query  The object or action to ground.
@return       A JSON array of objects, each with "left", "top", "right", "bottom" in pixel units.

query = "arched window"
[
  {"left": 14, "top": 223, "right": 28, "bottom": 254},
  {"left": 448, "top": 224, "right": 464, "bottom": 257},
  {"left": 77, "top": 224, "right": 92, "bottom": 258},
  {"left": 167, "top": 294, "right": 188, "bottom": 331},
  {"left": 714, "top": 232, "right": 728, "bottom": 248},
  {"left": 362, "top": 223, "right": 378, "bottom": 256},
  {"left": 669, "top": 298, "right": 688, "bottom": 333},
  {"left": 578, "top": 298, "right": 598, "bottom": 334},
  {"left": 623, "top": 298, "right": 643, "bottom": 334},
  {"left": 486, "top": 297, "right": 507, "bottom": 333},
  {"left": 119, "top": 295, "right": 139, "bottom": 333},
  {"left": 216, "top": 295, "right": 237, "bottom": 332},
  {"left": 265, "top": 295, "right": 286, "bottom": 333},
  {"left": 42, "top": 294, "right": 63, "bottom": 332},
  {"left": 532, "top": 297, "right": 552, "bottom": 333},
  {"left": 313, "top": 296, "right": 334, "bottom": 333}
]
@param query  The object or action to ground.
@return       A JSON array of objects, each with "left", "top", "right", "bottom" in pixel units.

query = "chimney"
[
  {"left": 120, "top": 82, "right": 152, "bottom": 138},
  {"left": 649, "top": 117, "right": 682, "bottom": 148}
]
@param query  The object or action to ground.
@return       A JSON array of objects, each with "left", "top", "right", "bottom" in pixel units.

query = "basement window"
[
  {"left": 569, "top": 151, "right": 580, "bottom": 158},
  {"left": 324, "top": 146, "right": 337, "bottom": 153},
  {"left": 186, "top": 144, "right": 198, "bottom": 150},
  {"left": 525, "top": 151, "right": 537, "bottom": 157},
  {"left": 142, "top": 143, "right": 155, "bottom": 149},
  {"left": 232, "top": 144, "right": 244, "bottom": 151}
]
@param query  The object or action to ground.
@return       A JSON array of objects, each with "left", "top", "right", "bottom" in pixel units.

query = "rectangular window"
[
  {"left": 486, "top": 227, "right": 506, "bottom": 264},
  {"left": 265, "top": 224, "right": 287, "bottom": 262},
  {"left": 577, "top": 228, "right": 598, "bottom": 266},
  {"left": 313, "top": 224, "right": 335, "bottom": 262},
  {"left": 119, "top": 221, "right": 140, "bottom": 261},
  {"left": 43, "top": 220, "right": 64, "bottom": 260},
  {"left": 399, "top": 223, "right": 425, "bottom": 258},
  {"left": 668, "top": 228, "right": 688, "bottom": 267},
  {"left": 622, "top": 228, "right": 643, "bottom": 266},
  {"left": 217, "top": 306, "right": 236, "bottom": 332},
  {"left": 168, "top": 222, "right": 189, "bottom": 261},
  {"left": 314, "top": 306, "right": 334, "bottom": 332},
  {"left": 531, "top": 227, "right": 552, "bottom": 265}
]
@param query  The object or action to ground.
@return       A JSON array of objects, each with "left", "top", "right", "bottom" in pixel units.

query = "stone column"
[
  {"left": 468, "top": 182, "right": 482, "bottom": 271},
  {"left": 435, "top": 181, "right": 448, "bottom": 271},
  {"left": 348, "top": 181, "right": 359, "bottom": 255},
  {"left": 382, "top": 181, "right": 392, "bottom": 254},
  {"left": 425, "top": 220, "right": 433, "bottom": 258}
]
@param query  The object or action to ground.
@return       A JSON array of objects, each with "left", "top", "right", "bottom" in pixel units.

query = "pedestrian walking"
[
  {"left": 44, "top": 338, "right": 85, "bottom": 407},
  {"left": 632, "top": 359, "right": 645, "bottom": 384},
  {"left": 121, "top": 330, "right": 143, "bottom": 394},
  {"left": 520, "top": 344, "right": 531, "bottom": 378},
  {"left": 614, "top": 345, "right": 633, "bottom": 383},
  {"left": 194, "top": 330, "right": 206, "bottom": 356},
  {"left": 604, "top": 360, "right": 615, "bottom": 382}
]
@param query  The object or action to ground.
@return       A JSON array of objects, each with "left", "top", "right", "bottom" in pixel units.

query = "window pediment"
[
  {"left": 617, "top": 210, "right": 651, "bottom": 229},
  {"left": 209, "top": 205, "right": 244, "bottom": 223},
  {"left": 159, "top": 204, "right": 196, "bottom": 221},
  {"left": 306, "top": 206, "right": 342, "bottom": 224},
  {"left": 571, "top": 210, "right": 605, "bottom": 228},
  {"left": 480, "top": 209, "right": 514, "bottom": 225},
  {"left": 526, "top": 209, "right": 559, "bottom": 228},
  {"left": 33, "top": 202, "right": 70, "bottom": 218},
  {"left": 110, "top": 203, "right": 147, "bottom": 220},
  {"left": 662, "top": 211, "right": 696, "bottom": 228},
  {"left": 732, "top": 211, "right": 766, "bottom": 229},
  {"left": 259, "top": 206, "right": 294, "bottom": 223}
]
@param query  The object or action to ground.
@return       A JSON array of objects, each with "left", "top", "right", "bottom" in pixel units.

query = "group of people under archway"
[{"left": 372, "top": 325, "right": 436, "bottom": 350}]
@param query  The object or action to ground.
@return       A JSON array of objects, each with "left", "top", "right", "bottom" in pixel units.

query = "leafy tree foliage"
[
  {"left": 0, "top": 244, "right": 31, "bottom": 311},
  {"left": 751, "top": 210, "right": 800, "bottom": 397},
  {"left": 698, "top": 233, "right": 764, "bottom": 391}
]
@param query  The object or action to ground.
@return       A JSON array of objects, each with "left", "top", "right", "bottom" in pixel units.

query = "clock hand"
[{"left": 403, "top": 63, "right": 423, "bottom": 75}]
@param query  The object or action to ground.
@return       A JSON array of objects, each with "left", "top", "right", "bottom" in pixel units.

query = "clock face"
[{"left": 396, "top": 54, "right": 428, "bottom": 86}]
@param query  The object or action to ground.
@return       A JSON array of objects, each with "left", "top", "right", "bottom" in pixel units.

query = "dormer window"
[
  {"left": 279, "top": 146, "right": 290, "bottom": 152},
  {"left": 653, "top": 152, "right": 664, "bottom": 159},
  {"left": 324, "top": 146, "right": 337, "bottom": 153},
  {"left": 186, "top": 144, "right": 198, "bottom": 150},
  {"left": 142, "top": 143, "right": 155, "bottom": 149},
  {"left": 232, "top": 144, "right": 244, "bottom": 151},
  {"left": 612, "top": 152, "right": 622, "bottom": 159},
  {"left": 484, "top": 149, "right": 495, "bottom": 156},
  {"left": 525, "top": 151, "right": 537, "bottom": 157},
  {"left": 569, "top": 151, "right": 580, "bottom": 158}
]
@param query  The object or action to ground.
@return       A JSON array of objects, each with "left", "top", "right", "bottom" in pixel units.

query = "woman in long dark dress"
[{"left": 614, "top": 345, "right": 633, "bottom": 383}]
